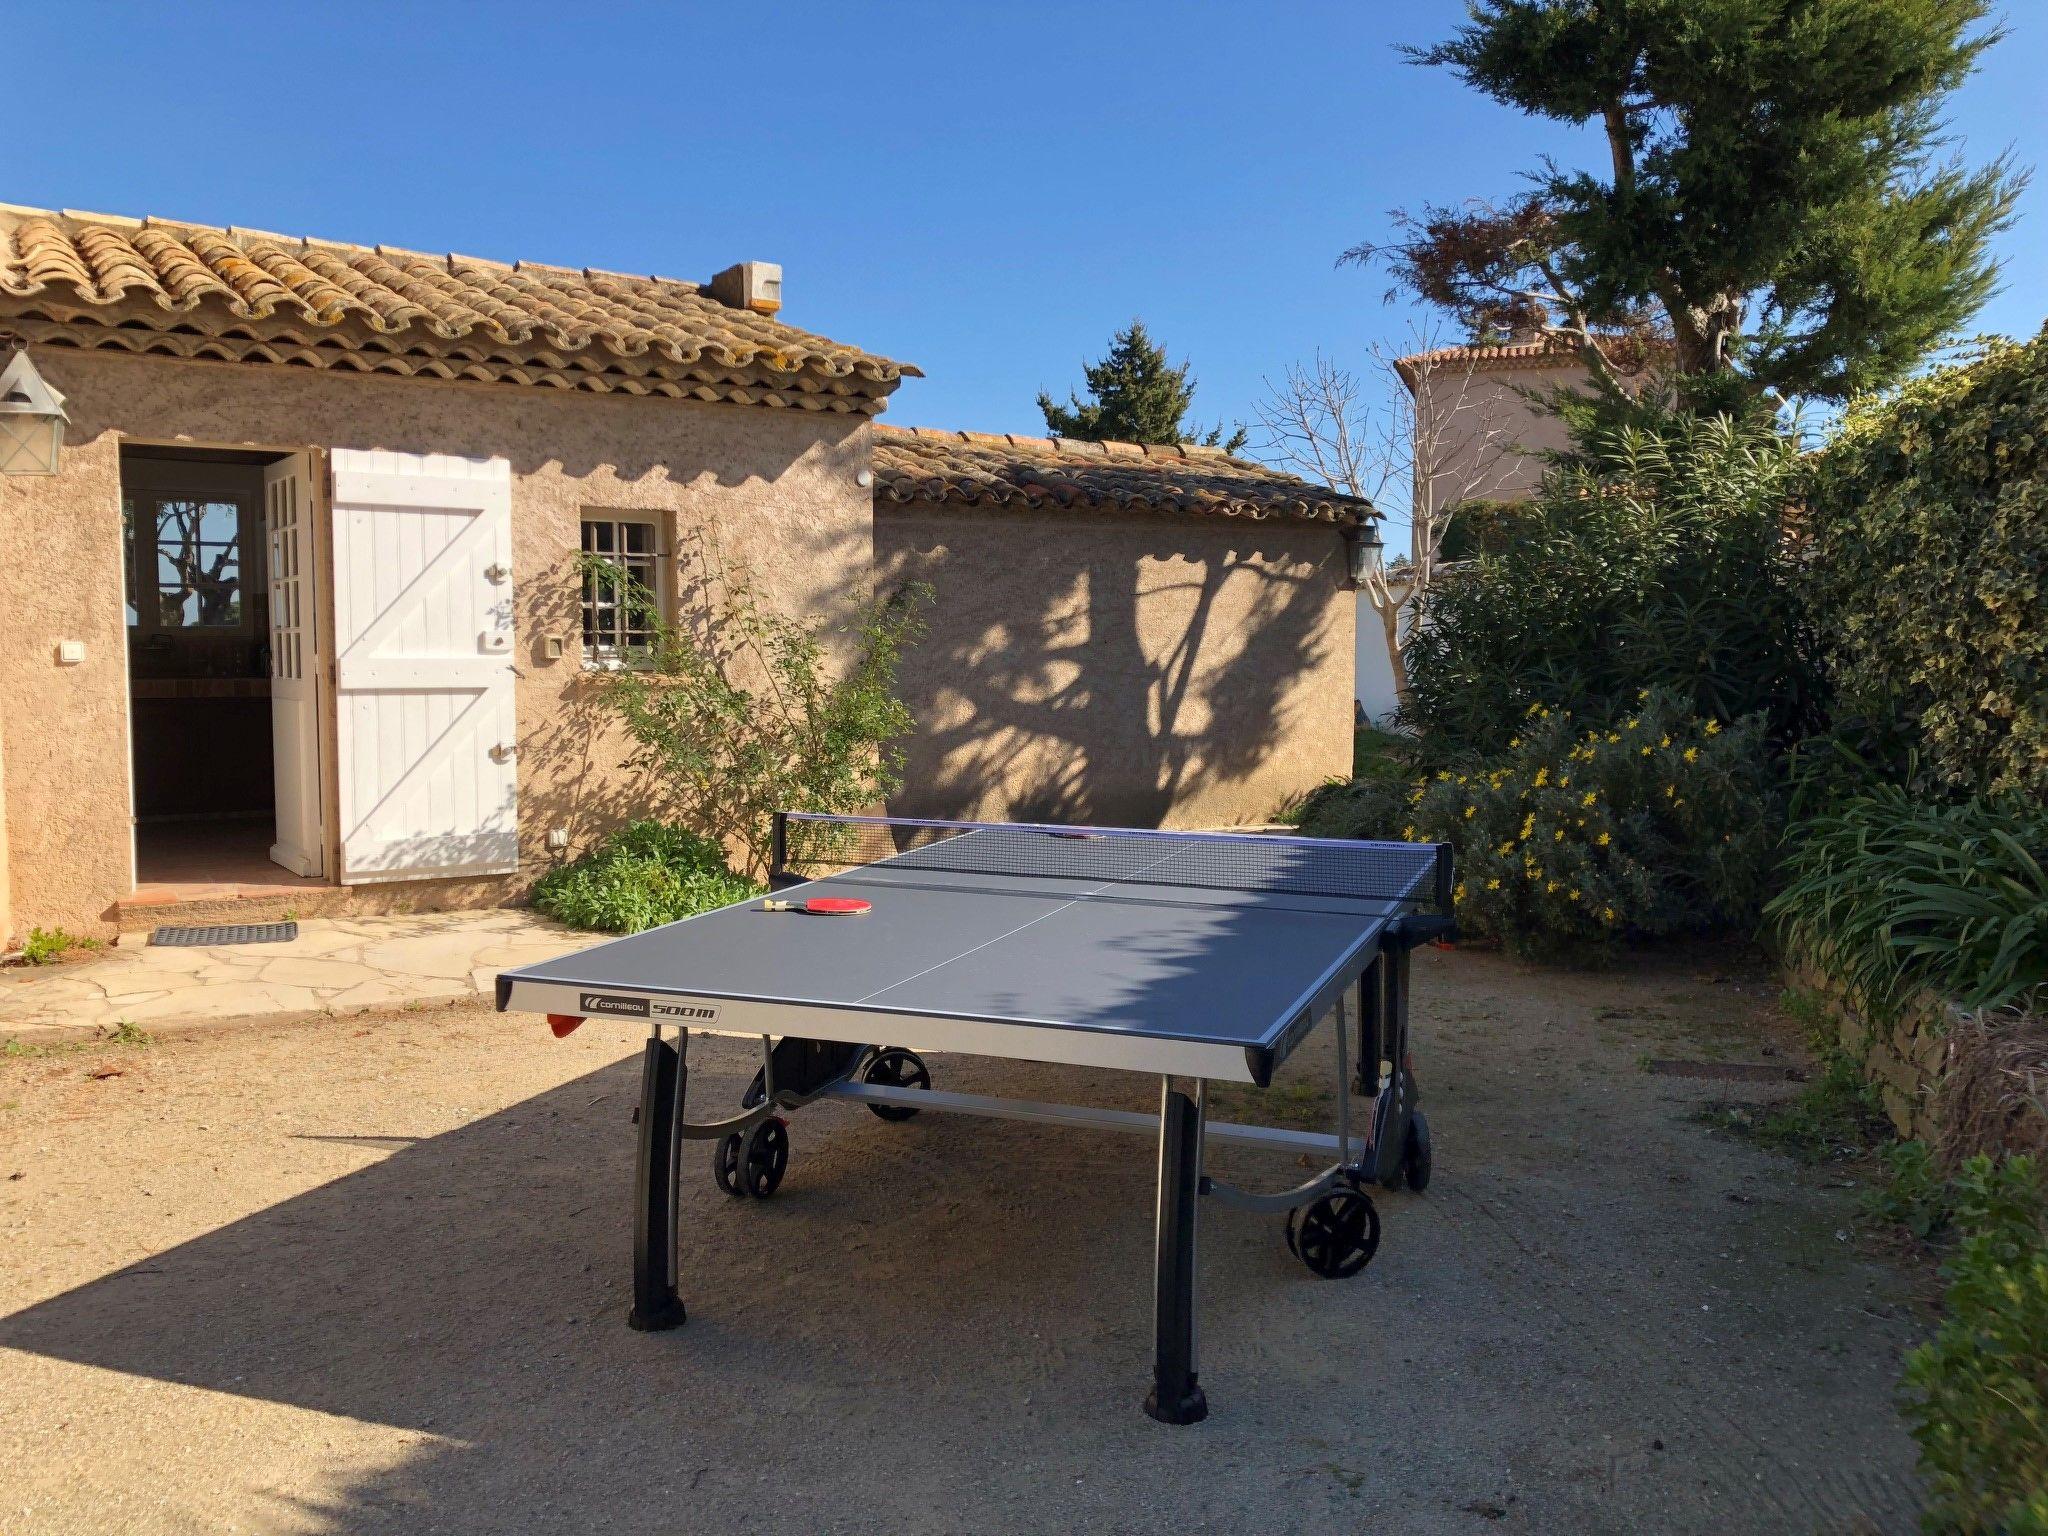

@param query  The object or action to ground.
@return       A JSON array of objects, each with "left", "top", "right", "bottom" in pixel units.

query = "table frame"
[{"left": 616, "top": 913, "right": 1443, "bottom": 1424}]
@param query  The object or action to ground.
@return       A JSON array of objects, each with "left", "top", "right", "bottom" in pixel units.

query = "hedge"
[
  {"left": 1400, "top": 413, "right": 1817, "bottom": 753},
  {"left": 1803, "top": 334, "right": 2048, "bottom": 799}
]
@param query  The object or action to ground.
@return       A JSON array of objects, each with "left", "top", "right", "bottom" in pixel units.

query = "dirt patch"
[{"left": 0, "top": 943, "right": 1923, "bottom": 1534}]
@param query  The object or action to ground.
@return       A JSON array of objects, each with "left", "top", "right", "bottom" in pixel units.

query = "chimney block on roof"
[{"left": 709, "top": 261, "right": 783, "bottom": 316}]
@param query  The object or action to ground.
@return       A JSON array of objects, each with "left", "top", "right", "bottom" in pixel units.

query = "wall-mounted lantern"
[
  {"left": 1341, "top": 520, "right": 1385, "bottom": 589},
  {"left": 0, "top": 342, "right": 68, "bottom": 477}
]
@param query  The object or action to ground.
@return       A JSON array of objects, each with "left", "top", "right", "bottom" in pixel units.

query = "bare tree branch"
[{"left": 1253, "top": 322, "right": 1522, "bottom": 711}]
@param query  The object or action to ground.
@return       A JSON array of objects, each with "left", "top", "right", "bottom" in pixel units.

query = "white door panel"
[
  {"left": 330, "top": 449, "right": 517, "bottom": 884},
  {"left": 264, "top": 453, "right": 323, "bottom": 877}
]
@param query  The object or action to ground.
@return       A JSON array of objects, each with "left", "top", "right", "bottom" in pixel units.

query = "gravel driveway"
[{"left": 0, "top": 943, "right": 1922, "bottom": 1534}]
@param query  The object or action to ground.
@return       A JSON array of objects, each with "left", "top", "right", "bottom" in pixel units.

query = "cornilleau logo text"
[{"left": 579, "top": 993, "right": 650, "bottom": 1017}]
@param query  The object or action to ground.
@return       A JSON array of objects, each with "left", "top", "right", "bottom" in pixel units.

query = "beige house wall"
[
  {"left": 877, "top": 504, "right": 1353, "bottom": 828},
  {"left": 0, "top": 350, "right": 871, "bottom": 941},
  {"left": 0, "top": 716, "right": 11, "bottom": 946},
  {"left": 1412, "top": 362, "right": 1581, "bottom": 513}
]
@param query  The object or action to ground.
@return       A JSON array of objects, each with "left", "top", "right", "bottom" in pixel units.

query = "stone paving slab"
[{"left": 0, "top": 910, "right": 606, "bottom": 1038}]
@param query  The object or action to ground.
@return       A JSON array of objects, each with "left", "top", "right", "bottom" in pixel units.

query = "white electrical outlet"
[{"left": 546, "top": 827, "right": 570, "bottom": 851}]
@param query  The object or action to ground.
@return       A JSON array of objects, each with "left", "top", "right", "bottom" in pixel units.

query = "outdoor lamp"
[
  {"left": 0, "top": 342, "right": 68, "bottom": 476},
  {"left": 1342, "top": 521, "right": 1384, "bottom": 588}
]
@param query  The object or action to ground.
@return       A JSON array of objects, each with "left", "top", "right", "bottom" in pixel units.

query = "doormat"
[
  {"left": 149, "top": 922, "right": 300, "bottom": 948},
  {"left": 1643, "top": 1058, "right": 1804, "bottom": 1083}
]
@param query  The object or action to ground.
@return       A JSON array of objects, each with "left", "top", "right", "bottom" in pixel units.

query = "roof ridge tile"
[{"left": 62, "top": 208, "right": 144, "bottom": 230}]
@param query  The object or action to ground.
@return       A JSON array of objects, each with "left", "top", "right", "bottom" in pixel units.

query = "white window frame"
[
  {"left": 580, "top": 514, "right": 666, "bottom": 669},
  {"left": 121, "top": 459, "right": 263, "bottom": 639}
]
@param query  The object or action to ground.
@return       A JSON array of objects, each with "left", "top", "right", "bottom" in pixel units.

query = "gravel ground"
[{"left": 0, "top": 943, "right": 1923, "bottom": 1535}]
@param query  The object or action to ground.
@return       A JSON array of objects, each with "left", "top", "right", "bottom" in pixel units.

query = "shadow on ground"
[{"left": 1, "top": 950, "right": 1929, "bottom": 1534}]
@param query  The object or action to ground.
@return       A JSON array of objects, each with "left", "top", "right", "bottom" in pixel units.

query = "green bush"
[
  {"left": 1901, "top": 1154, "right": 2048, "bottom": 1535},
  {"left": 1803, "top": 334, "right": 2048, "bottom": 801},
  {"left": 585, "top": 538, "right": 928, "bottom": 875},
  {"left": 532, "top": 821, "right": 758, "bottom": 934},
  {"left": 1294, "top": 774, "right": 1412, "bottom": 842},
  {"left": 1402, "top": 413, "right": 1818, "bottom": 753},
  {"left": 1769, "top": 789, "right": 2048, "bottom": 1016},
  {"left": 1287, "top": 727, "right": 1417, "bottom": 832},
  {"left": 1307, "top": 690, "right": 1776, "bottom": 957}
]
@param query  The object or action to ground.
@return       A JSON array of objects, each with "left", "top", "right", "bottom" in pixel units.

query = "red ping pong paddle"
[
  {"left": 760, "top": 897, "right": 872, "bottom": 916},
  {"left": 547, "top": 1013, "right": 585, "bottom": 1038}
]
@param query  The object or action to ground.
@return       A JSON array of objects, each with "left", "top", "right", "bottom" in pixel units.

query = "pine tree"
[
  {"left": 1348, "top": 0, "right": 2026, "bottom": 407},
  {"left": 1038, "top": 322, "right": 1249, "bottom": 452}
]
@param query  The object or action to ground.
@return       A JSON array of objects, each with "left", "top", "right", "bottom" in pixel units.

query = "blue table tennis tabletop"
[{"left": 498, "top": 822, "right": 1441, "bottom": 1085}]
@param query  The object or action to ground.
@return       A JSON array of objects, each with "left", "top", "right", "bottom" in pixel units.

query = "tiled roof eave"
[
  {"left": 871, "top": 425, "right": 1375, "bottom": 525},
  {"left": 1393, "top": 336, "right": 1675, "bottom": 384},
  {"left": 3, "top": 314, "right": 893, "bottom": 415},
  {"left": 0, "top": 204, "right": 916, "bottom": 405}
]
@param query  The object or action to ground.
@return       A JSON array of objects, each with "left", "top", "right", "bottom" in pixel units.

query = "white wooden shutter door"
[{"left": 329, "top": 450, "right": 517, "bottom": 884}]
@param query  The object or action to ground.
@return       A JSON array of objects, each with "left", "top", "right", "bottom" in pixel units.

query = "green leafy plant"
[
  {"left": 1292, "top": 774, "right": 1412, "bottom": 840},
  {"left": 1400, "top": 413, "right": 1819, "bottom": 753},
  {"left": 18, "top": 927, "right": 102, "bottom": 966},
  {"left": 532, "top": 821, "right": 759, "bottom": 935},
  {"left": 1865, "top": 1140, "right": 1953, "bottom": 1241},
  {"left": 1306, "top": 690, "right": 1775, "bottom": 957},
  {"left": 1802, "top": 334, "right": 2048, "bottom": 801},
  {"left": 1280, "top": 727, "right": 1417, "bottom": 828},
  {"left": 1901, "top": 1154, "right": 2048, "bottom": 1534},
  {"left": 1769, "top": 789, "right": 2048, "bottom": 1017},
  {"left": 584, "top": 537, "right": 929, "bottom": 875}
]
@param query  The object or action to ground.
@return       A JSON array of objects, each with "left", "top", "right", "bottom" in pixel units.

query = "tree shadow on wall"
[{"left": 879, "top": 514, "right": 1341, "bottom": 828}]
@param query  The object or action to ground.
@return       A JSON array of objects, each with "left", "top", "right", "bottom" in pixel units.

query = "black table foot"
[
  {"left": 627, "top": 1294, "right": 688, "bottom": 1332},
  {"left": 1144, "top": 1376, "right": 1208, "bottom": 1425}
]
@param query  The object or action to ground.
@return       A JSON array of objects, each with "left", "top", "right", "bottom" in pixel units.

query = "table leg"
[
  {"left": 628, "top": 1029, "right": 689, "bottom": 1331},
  {"left": 1145, "top": 1078, "right": 1208, "bottom": 1425},
  {"left": 1370, "top": 946, "right": 1413, "bottom": 1186},
  {"left": 1355, "top": 955, "right": 1382, "bottom": 1098}
]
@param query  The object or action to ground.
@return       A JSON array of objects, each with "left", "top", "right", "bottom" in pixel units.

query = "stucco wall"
[
  {"left": 0, "top": 349, "right": 871, "bottom": 940},
  {"left": 1412, "top": 363, "right": 1579, "bottom": 511},
  {"left": 0, "top": 717, "right": 11, "bottom": 946},
  {"left": 876, "top": 504, "right": 1353, "bottom": 828}
]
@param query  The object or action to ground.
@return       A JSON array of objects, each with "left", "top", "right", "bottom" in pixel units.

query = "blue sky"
[{"left": 11, "top": 1, "right": 2045, "bottom": 457}]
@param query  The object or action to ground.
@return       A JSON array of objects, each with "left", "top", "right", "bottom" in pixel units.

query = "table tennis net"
[{"left": 773, "top": 814, "right": 1450, "bottom": 911}]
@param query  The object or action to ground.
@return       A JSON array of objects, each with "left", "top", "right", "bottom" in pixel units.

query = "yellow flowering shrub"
[{"left": 1301, "top": 690, "right": 1775, "bottom": 957}]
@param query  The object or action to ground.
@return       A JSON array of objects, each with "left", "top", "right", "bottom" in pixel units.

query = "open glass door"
[{"left": 264, "top": 452, "right": 324, "bottom": 876}]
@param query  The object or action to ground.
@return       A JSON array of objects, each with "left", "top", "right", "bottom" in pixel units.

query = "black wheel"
[
  {"left": 862, "top": 1047, "right": 931, "bottom": 1121},
  {"left": 712, "top": 1132, "right": 745, "bottom": 1197},
  {"left": 1285, "top": 1187, "right": 1382, "bottom": 1279},
  {"left": 1404, "top": 1110, "right": 1433, "bottom": 1193},
  {"left": 739, "top": 1117, "right": 790, "bottom": 1199}
]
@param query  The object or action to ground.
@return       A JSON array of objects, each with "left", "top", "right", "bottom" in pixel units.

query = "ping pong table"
[{"left": 496, "top": 812, "right": 1455, "bottom": 1424}]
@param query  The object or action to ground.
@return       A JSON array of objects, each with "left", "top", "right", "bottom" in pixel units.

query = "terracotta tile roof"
[
  {"left": 0, "top": 204, "right": 914, "bottom": 414},
  {"left": 1394, "top": 333, "right": 1672, "bottom": 384},
  {"left": 873, "top": 426, "right": 1377, "bottom": 524}
]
